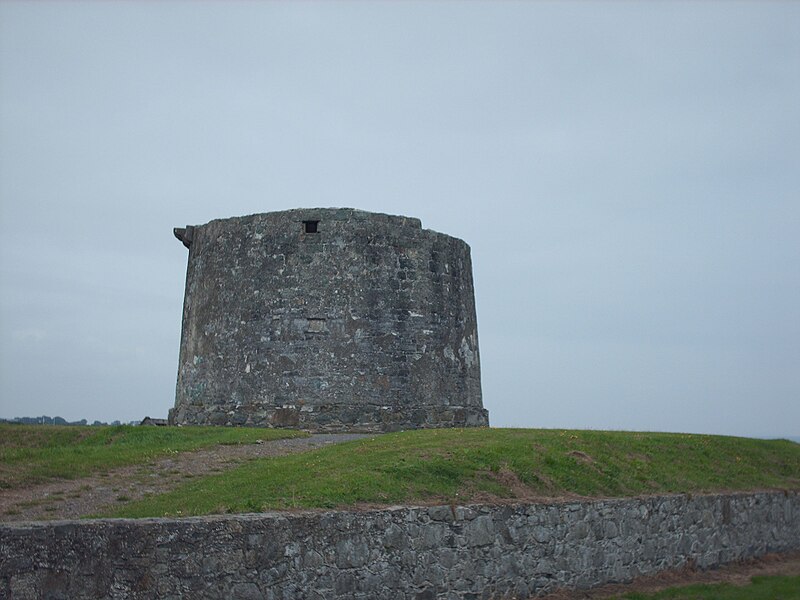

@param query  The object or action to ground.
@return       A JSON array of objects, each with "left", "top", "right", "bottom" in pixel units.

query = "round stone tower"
[{"left": 170, "top": 208, "right": 488, "bottom": 432}]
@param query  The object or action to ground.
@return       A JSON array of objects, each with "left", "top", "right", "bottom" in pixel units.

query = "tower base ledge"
[{"left": 169, "top": 403, "right": 489, "bottom": 433}]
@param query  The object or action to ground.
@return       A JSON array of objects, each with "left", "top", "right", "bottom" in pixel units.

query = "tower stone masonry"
[{"left": 170, "top": 208, "right": 488, "bottom": 432}]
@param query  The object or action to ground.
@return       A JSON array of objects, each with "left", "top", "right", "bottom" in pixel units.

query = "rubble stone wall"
[{"left": 2, "top": 492, "right": 798, "bottom": 599}]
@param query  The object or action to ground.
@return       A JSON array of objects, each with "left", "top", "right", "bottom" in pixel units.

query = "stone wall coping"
[{"left": 3, "top": 490, "right": 796, "bottom": 530}]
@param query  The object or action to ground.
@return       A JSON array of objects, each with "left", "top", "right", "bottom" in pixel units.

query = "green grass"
[
  {"left": 0, "top": 424, "right": 307, "bottom": 489},
  {"left": 614, "top": 575, "right": 800, "bottom": 599},
  {"left": 108, "top": 428, "right": 800, "bottom": 518}
]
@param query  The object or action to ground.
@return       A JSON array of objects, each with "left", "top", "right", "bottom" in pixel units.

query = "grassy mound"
[
  {"left": 0, "top": 424, "right": 307, "bottom": 489},
  {"left": 109, "top": 428, "right": 800, "bottom": 518}
]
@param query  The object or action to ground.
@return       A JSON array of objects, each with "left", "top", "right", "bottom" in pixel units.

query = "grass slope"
[
  {"left": 614, "top": 575, "right": 800, "bottom": 599},
  {"left": 0, "top": 424, "right": 306, "bottom": 490},
  {"left": 110, "top": 428, "right": 800, "bottom": 518}
]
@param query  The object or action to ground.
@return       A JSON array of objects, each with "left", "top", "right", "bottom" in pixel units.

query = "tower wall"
[{"left": 170, "top": 208, "right": 487, "bottom": 432}]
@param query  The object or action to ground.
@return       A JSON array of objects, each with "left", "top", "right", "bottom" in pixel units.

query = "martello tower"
[{"left": 170, "top": 208, "right": 487, "bottom": 432}]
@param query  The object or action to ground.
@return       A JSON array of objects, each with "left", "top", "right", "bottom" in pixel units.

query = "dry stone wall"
[
  {"left": 2, "top": 492, "right": 798, "bottom": 599},
  {"left": 171, "top": 209, "right": 487, "bottom": 432}
]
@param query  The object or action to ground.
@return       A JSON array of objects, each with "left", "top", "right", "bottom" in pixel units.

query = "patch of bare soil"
[
  {"left": 454, "top": 466, "right": 591, "bottom": 507},
  {"left": 467, "top": 467, "right": 578, "bottom": 506},
  {"left": 0, "top": 433, "right": 371, "bottom": 522},
  {"left": 568, "top": 451, "right": 595, "bottom": 464},
  {"left": 534, "top": 551, "right": 800, "bottom": 599}
]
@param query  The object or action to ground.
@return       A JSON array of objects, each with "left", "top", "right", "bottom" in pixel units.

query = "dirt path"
[
  {"left": 0, "top": 433, "right": 371, "bottom": 522},
  {"left": 535, "top": 551, "right": 800, "bottom": 599}
]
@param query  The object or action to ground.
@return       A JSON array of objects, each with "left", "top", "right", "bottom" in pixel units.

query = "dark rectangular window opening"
[{"left": 303, "top": 220, "right": 319, "bottom": 234}]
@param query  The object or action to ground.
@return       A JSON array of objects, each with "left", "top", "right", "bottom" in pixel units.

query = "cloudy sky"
[{"left": 1, "top": 1, "right": 798, "bottom": 438}]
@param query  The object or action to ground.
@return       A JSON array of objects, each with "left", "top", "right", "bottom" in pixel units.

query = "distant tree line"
[{"left": 0, "top": 416, "right": 139, "bottom": 426}]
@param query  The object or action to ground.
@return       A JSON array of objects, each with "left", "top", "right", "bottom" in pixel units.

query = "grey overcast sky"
[{"left": 1, "top": 1, "right": 798, "bottom": 437}]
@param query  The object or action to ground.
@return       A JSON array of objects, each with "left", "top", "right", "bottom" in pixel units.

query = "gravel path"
[{"left": 0, "top": 433, "right": 372, "bottom": 523}]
